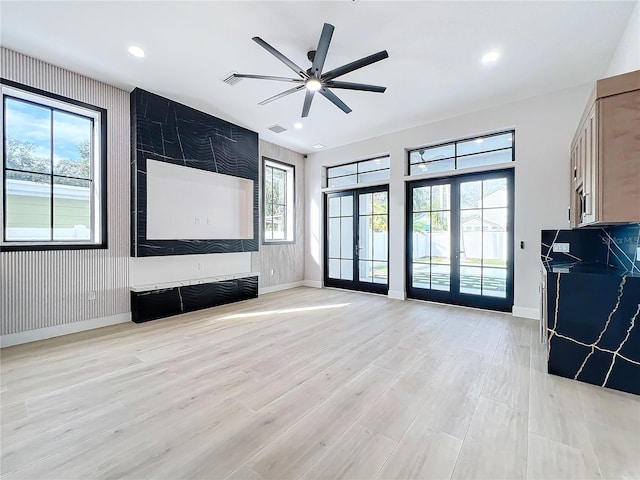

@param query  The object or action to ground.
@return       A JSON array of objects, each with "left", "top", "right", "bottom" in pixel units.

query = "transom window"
[
  {"left": 1, "top": 80, "right": 107, "bottom": 250},
  {"left": 263, "top": 158, "right": 295, "bottom": 243},
  {"left": 408, "top": 131, "right": 514, "bottom": 176},
  {"left": 326, "top": 156, "right": 390, "bottom": 188}
]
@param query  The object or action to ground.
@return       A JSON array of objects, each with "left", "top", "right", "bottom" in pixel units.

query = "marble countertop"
[{"left": 541, "top": 261, "right": 640, "bottom": 278}]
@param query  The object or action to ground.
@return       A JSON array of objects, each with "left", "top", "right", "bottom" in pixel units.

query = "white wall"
[
  {"left": 606, "top": 0, "right": 640, "bottom": 76},
  {"left": 305, "top": 83, "right": 592, "bottom": 317}
]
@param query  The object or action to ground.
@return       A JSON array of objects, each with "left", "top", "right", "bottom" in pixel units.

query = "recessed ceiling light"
[
  {"left": 294, "top": 122, "right": 303, "bottom": 129},
  {"left": 481, "top": 51, "right": 500, "bottom": 64},
  {"left": 312, "top": 143, "right": 325, "bottom": 149},
  {"left": 128, "top": 46, "right": 145, "bottom": 58}
]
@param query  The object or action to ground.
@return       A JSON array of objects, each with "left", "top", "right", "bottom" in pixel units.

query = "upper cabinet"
[{"left": 570, "top": 70, "right": 640, "bottom": 228}]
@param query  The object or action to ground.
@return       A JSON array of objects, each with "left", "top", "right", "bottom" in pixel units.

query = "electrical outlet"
[
  {"left": 88, "top": 291, "right": 96, "bottom": 301},
  {"left": 194, "top": 217, "right": 200, "bottom": 225},
  {"left": 207, "top": 217, "right": 212, "bottom": 225},
  {"left": 197, "top": 263, "right": 204, "bottom": 270},
  {"left": 552, "top": 242, "right": 570, "bottom": 253}
]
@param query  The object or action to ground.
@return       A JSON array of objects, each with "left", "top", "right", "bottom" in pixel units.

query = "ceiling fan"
[{"left": 231, "top": 23, "right": 389, "bottom": 118}]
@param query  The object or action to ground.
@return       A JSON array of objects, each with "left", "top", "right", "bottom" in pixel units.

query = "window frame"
[
  {"left": 326, "top": 155, "right": 390, "bottom": 189},
  {"left": 0, "top": 78, "right": 107, "bottom": 252},
  {"left": 407, "top": 130, "right": 515, "bottom": 177},
  {"left": 262, "top": 157, "right": 295, "bottom": 245}
]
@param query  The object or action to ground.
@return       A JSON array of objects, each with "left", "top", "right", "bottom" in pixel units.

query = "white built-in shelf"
[{"left": 130, "top": 272, "right": 260, "bottom": 293}]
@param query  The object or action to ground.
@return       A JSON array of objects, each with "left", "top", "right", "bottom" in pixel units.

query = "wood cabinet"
[{"left": 570, "top": 70, "right": 640, "bottom": 228}]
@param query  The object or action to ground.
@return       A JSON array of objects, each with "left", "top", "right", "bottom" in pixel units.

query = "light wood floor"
[{"left": 1, "top": 287, "right": 639, "bottom": 480}]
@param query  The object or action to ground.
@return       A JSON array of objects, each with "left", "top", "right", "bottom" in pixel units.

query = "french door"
[
  {"left": 406, "top": 169, "right": 514, "bottom": 311},
  {"left": 324, "top": 185, "right": 389, "bottom": 294}
]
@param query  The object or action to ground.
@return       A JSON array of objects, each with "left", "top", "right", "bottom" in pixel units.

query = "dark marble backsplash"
[{"left": 542, "top": 223, "right": 640, "bottom": 273}]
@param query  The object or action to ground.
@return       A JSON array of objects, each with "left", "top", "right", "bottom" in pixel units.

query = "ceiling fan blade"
[
  {"left": 258, "top": 85, "right": 305, "bottom": 105},
  {"left": 301, "top": 89, "right": 315, "bottom": 118},
  {"left": 252, "top": 37, "right": 308, "bottom": 78},
  {"left": 322, "top": 50, "right": 389, "bottom": 81},
  {"left": 319, "top": 88, "right": 352, "bottom": 114},
  {"left": 311, "top": 23, "right": 335, "bottom": 77},
  {"left": 233, "top": 74, "right": 303, "bottom": 83},
  {"left": 325, "top": 81, "right": 386, "bottom": 93}
]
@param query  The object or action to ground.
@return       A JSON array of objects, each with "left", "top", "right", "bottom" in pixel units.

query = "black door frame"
[
  {"left": 324, "top": 184, "right": 389, "bottom": 295},
  {"left": 406, "top": 168, "right": 514, "bottom": 312}
]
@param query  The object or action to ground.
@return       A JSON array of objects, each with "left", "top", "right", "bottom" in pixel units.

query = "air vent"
[
  {"left": 222, "top": 71, "right": 242, "bottom": 85},
  {"left": 268, "top": 125, "right": 287, "bottom": 134}
]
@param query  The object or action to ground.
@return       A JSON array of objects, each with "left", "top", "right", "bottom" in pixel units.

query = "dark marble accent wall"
[
  {"left": 131, "top": 88, "right": 259, "bottom": 257},
  {"left": 542, "top": 224, "right": 640, "bottom": 395},
  {"left": 131, "top": 276, "right": 258, "bottom": 323}
]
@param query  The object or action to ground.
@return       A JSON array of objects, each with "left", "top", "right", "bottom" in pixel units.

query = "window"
[
  {"left": 263, "top": 158, "right": 294, "bottom": 243},
  {"left": 1, "top": 80, "right": 106, "bottom": 250},
  {"left": 326, "top": 156, "right": 390, "bottom": 188},
  {"left": 408, "top": 131, "right": 514, "bottom": 176}
]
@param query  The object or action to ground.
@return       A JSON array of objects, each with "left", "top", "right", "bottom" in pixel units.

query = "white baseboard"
[
  {"left": 259, "top": 281, "right": 304, "bottom": 295},
  {"left": 1, "top": 312, "right": 131, "bottom": 348},
  {"left": 512, "top": 306, "right": 540, "bottom": 320},
  {"left": 303, "top": 280, "right": 323, "bottom": 288},
  {"left": 388, "top": 290, "right": 406, "bottom": 300}
]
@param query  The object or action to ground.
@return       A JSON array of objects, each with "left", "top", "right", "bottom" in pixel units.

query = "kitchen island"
[{"left": 541, "top": 225, "right": 640, "bottom": 395}]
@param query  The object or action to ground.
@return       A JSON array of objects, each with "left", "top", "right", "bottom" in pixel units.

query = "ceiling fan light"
[{"left": 305, "top": 78, "right": 322, "bottom": 91}]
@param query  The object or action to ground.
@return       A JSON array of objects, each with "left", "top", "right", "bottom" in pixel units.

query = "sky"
[{"left": 5, "top": 97, "right": 92, "bottom": 166}]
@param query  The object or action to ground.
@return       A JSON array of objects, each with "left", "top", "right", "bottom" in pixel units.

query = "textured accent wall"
[
  {"left": 131, "top": 88, "right": 259, "bottom": 257},
  {"left": 252, "top": 140, "right": 305, "bottom": 289},
  {"left": 0, "top": 48, "right": 130, "bottom": 335}
]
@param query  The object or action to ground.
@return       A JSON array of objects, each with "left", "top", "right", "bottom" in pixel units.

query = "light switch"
[{"left": 552, "top": 242, "right": 570, "bottom": 253}]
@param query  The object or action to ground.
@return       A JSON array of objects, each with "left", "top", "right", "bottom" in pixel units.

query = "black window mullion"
[
  {"left": 5, "top": 167, "right": 90, "bottom": 182},
  {"left": 269, "top": 166, "right": 273, "bottom": 241},
  {"left": 454, "top": 141, "right": 458, "bottom": 170},
  {"left": 49, "top": 108, "right": 54, "bottom": 241},
  {"left": 2, "top": 95, "right": 6, "bottom": 243},
  {"left": 283, "top": 168, "right": 287, "bottom": 239},
  {"left": 480, "top": 180, "right": 484, "bottom": 295},
  {"left": 89, "top": 117, "right": 95, "bottom": 243}
]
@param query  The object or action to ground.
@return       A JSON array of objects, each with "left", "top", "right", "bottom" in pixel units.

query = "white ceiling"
[{"left": 0, "top": 1, "right": 634, "bottom": 154}]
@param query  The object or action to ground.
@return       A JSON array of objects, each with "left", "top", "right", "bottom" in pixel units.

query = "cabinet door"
[
  {"left": 581, "top": 104, "right": 597, "bottom": 225},
  {"left": 569, "top": 142, "right": 578, "bottom": 228},
  {"left": 570, "top": 126, "right": 585, "bottom": 228},
  {"left": 599, "top": 90, "right": 640, "bottom": 223}
]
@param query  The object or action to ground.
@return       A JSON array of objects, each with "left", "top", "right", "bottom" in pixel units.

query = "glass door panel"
[
  {"left": 325, "top": 186, "right": 389, "bottom": 294},
  {"left": 327, "top": 194, "right": 353, "bottom": 281},
  {"left": 407, "top": 169, "right": 513, "bottom": 311},
  {"left": 410, "top": 183, "right": 451, "bottom": 293}
]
